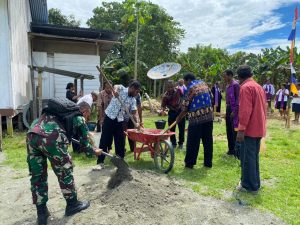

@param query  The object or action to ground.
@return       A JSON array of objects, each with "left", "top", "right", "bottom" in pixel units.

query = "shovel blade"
[{"left": 110, "top": 156, "right": 129, "bottom": 171}]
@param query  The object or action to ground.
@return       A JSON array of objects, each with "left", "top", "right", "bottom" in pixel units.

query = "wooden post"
[
  {"left": 158, "top": 80, "right": 162, "bottom": 97},
  {"left": 80, "top": 76, "right": 84, "bottom": 94},
  {"left": 154, "top": 80, "right": 157, "bottom": 98},
  {"left": 17, "top": 113, "right": 23, "bottom": 131},
  {"left": 38, "top": 71, "right": 43, "bottom": 116},
  {"left": 6, "top": 116, "right": 13, "bottom": 136},
  {"left": 0, "top": 114, "right": 2, "bottom": 151},
  {"left": 74, "top": 79, "right": 78, "bottom": 95},
  {"left": 31, "top": 68, "right": 37, "bottom": 119}
]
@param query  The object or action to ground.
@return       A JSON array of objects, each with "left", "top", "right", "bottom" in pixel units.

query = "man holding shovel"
[
  {"left": 26, "top": 98, "right": 102, "bottom": 225},
  {"left": 176, "top": 73, "right": 214, "bottom": 169},
  {"left": 94, "top": 80, "right": 141, "bottom": 170}
]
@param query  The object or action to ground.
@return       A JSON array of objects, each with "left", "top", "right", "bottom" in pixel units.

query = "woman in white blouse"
[{"left": 275, "top": 84, "right": 289, "bottom": 117}]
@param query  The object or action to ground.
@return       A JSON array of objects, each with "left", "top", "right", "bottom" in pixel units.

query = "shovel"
[
  {"left": 71, "top": 138, "right": 129, "bottom": 172},
  {"left": 96, "top": 66, "right": 140, "bottom": 130},
  {"left": 161, "top": 112, "right": 187, "bottom": 134}
]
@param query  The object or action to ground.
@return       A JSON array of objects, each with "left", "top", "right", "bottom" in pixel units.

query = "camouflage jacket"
[{"left": 28, "top": 114, "right": 95, "bottom": 157}]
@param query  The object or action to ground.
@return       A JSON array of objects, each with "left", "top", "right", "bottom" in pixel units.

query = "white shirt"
[
  {"left": 276, "top": 89, "right": 289, "bottom": 102},
  {"left": 105, "top": 85, "right": 137, "bottom": 122},
  {"left": 292, "top": 90, "right": 300, "bottom": 104},
  {"left": 263, "top": 84, "right": 275, "bottom": 95},
  {"left": 77, "top": 94, "right": 93, "bottom": 107}
]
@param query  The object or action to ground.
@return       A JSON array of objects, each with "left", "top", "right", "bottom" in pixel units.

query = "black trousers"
[
  {"left": 97, "top": 116, "right": 124, "bottom": 164},
  {"left": 168, "top": 110, "right": 185, "bottom": 146},
  {"left": 240, "top": 137, "right": 261, "bottom": 191},
  {"left": 226, "top": 106, "right": 237, "bottom": 154},
  {"left": 185, "top": 121, "right": 213, "bottom": 167},
  {"left": 123, "top": 119, "right": 135, "bottom": 152}
]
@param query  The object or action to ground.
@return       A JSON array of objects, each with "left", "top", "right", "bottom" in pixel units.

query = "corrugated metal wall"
[
  {"left": 53, "top": 53, "right": 100, "bottom": 98},
  {"left": 8, "top": 0, "right": 32, "bottom": 109},
  {"left": 0, "top": 0, "right": 12, "bottom": 108},
  {"left": 32, "top": 52, "right": 101, "bottom": 99}
]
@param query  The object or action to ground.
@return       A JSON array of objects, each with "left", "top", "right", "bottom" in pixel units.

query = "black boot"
[
  {"left": 65, "top": 198, "right": 90, "bottom": 216},
  {"left": 36, "top": 204, "right": 50, "bottom": 225}
]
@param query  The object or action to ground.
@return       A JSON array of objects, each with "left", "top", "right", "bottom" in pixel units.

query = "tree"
[
  {"left": 177, "top": 45, "right": 229, "bottom": 83},
  {"left": 48, "top": 8, "right": 81, "bottom": 27},
  {"left": 87, "top": 1, "right": 184, "bottom": 93}
]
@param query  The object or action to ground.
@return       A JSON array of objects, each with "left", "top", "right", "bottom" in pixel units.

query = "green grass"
[{"left": 1, "top": 114, "right": 300, "bottom": 224}]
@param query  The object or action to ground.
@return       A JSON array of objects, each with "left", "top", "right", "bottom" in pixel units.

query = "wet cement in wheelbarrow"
[{"left": 1, "top": 163, "right": 285, "bottom": 225}]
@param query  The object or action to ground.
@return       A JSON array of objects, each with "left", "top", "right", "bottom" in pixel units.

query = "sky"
[{"left": 48, "top": 0, "right": 300, "bottom": 54}]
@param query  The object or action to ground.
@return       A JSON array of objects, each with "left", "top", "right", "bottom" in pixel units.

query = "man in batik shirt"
[
  {"left": 94, "top": 81, "right": 141, "bottom": 170},
  {"left": 176, "top": 73, "right": 214, "bottom": 169}
]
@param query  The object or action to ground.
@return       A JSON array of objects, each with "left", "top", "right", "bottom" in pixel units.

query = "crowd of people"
[{"left": 26, "top": 64, "right": 299, "bottom": 225}]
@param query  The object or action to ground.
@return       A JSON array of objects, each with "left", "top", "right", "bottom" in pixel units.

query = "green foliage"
[
  {"left": 87, "top": 1, "right": 184, "bottom": 91},
  {"left": 177, "top": 44, "right": 299, "bottom": 88},
  {"left": 177, "top": 44, "right": 230, "bottom": 83},
  {"left": 48, "top": 8, "right": 81, "bottom": 27}
]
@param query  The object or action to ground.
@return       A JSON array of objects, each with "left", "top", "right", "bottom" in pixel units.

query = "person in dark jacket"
[
  {"left": 66, "top": 83, "right": 82, "bottom": 103},
  {"left": 211, "top": 82, "right": 222, "bottom": 113}
]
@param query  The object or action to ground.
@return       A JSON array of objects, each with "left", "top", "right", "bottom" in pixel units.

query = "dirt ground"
[{"left": 0, "top": 152, "right": 284, "bottom": 225}]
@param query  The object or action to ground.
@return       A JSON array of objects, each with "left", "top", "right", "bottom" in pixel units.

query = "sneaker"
[
  {"left": 179, "top": 144, "right": 184, "bottom": 150},
  {"left": 236, "top": 182, "right": 247, "bottom": 192},
  {"left": 92, "top": 163, "right": 104, "bottom": 171}
]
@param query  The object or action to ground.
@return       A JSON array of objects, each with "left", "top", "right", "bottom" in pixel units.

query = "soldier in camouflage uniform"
[{"left": 27, "top": 102, "right": 101, "bottom": 225}]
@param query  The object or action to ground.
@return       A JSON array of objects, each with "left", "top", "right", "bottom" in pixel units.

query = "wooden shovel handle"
[
  {"left": 96, "top": 66, "right": 139, "bottom": 129},
  {"left": 162, "top": 121, "right": 177, "bottom": 134}
]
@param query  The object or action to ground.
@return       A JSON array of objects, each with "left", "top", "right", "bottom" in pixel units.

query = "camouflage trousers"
[{"left": 26, "top": 132, "right": 77, "bottom": 205}]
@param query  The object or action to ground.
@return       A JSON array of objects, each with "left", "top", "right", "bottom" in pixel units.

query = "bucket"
[
  {"left": 155, "top": 120, "right": 166, "bottom": 129},
  {"left": 89, "top": 132, "right": 101, "bottom": 147},
  {"left": 87, "top": 122, "right": 97, "bottom": 131}
]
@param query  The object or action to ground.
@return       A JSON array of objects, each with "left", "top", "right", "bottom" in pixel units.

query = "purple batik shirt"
[{"left": 226, "top": 80, "right": 240, "bottom": 128}]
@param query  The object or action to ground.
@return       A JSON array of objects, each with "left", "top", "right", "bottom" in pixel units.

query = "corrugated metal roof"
[
  {"left": 31, "top": 23, "right": 120, "bottom": 41},
  {"left": 29, "top": 0, "right": 48, "bottom": 24}
]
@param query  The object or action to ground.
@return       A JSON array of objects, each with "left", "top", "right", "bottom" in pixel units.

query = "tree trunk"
[{"left": 134, "top": 13, "right": 139, "bottom": 80}]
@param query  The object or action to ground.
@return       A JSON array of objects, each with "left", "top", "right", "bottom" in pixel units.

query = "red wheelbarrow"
[{"left": 125, "top": 128, "right": 175, "bottom": 173}]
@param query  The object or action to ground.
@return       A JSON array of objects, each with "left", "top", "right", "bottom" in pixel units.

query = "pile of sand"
[{"left": 0, "top": 163, "right": 284, "bottom": 225}]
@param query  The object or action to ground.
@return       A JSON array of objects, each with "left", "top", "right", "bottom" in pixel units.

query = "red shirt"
[
  {"left": 238, "top": 78, "right": 267, "bottom": 137},
  {"left": 161, "top": 88, "right": 182, "bottom": 112}
]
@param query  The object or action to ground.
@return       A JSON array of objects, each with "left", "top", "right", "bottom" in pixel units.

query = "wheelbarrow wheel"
[{"left": 153, "top": 140, "right": 175, "bottom": 174}]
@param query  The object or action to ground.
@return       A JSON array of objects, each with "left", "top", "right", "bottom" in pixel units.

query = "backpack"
[{"left": 42, "top": 97, "right": 83, "bottom": 140}]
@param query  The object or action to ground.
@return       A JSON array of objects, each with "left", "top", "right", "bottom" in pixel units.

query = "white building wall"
[
  {"left": 53, "top": 53, "right": 100, "bottom": 98},
  {"left": 8, "top": 0, "right": 31, "bottom": 109},
  {"left": 0, "top": 0, "right": 12, "bottom": 108}
]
